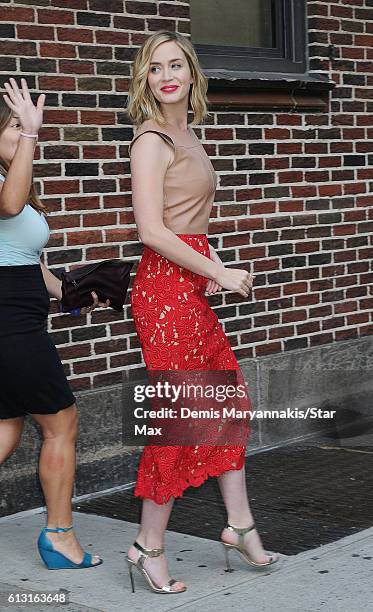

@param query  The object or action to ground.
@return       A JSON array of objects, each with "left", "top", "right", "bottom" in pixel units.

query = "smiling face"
[
  {"left": 0, "top": 112, "right": 22, "bottom": 165},
  {"left": 147, "top": 40, "right": 193, "bottom": 112}
]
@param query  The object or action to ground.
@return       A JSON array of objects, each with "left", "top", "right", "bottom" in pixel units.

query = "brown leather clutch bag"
[{"left": 60, "top": 259, "right": 133, "bottom": 313}]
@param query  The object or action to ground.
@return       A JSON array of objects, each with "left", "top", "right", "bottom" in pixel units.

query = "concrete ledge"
[{"left": 241, "top": 335, "right": 373, "bottom": 449}]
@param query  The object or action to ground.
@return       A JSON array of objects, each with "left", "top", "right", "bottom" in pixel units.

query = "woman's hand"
[
  {"left": 206, "top": 244, "right": 223, "bottom": 295},
  {"left": 214, "top": 267, "right": 255, "bottom": 298},
  {"left": 79, "top": 291, "right": 111, "bottom": 315},
  {"left": 3, "top": 78, "right": 45, "bottom": 135}
]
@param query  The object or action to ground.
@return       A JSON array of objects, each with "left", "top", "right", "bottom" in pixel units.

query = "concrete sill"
[{"left": 205, "top": 70, "right": 335, "bottom": 112}]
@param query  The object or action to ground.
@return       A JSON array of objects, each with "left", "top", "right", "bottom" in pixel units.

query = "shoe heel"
[
  {"left": 222, "top": 543, "right": 233, "bottom": 572},
  {"left": 127, "top": 560, "right": 136, "bottom": 593},
  {"left": 38, "top": 547, "right": 67, "bottom": 570}
]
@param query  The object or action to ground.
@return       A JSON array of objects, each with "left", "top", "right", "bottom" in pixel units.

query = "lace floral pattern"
[{"left": 130, "top": 234, "right": 250, "bottom": 505}]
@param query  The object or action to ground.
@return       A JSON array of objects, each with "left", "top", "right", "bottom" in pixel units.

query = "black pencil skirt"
[{"left": 0, "top": 264, "right": 76, "bottom": 420}]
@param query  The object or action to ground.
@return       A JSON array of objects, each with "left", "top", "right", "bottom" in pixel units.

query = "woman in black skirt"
[{"left": 0, "top": 79, "right": 109, "bottom": 570}]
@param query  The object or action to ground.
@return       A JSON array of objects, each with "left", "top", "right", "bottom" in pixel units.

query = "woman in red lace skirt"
[{"left": 126, "top": 31, "right": 280, "bottom": 594}]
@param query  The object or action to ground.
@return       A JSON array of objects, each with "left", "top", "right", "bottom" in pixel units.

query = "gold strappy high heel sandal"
[
  {"left": 221, "top": 522, "right": 279, "bottom": 571},
  {"left": 126, "top": 541, "right": 187, "bottom": 594}
]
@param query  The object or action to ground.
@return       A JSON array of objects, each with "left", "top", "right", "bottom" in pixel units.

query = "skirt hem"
[{"left": 134, "top": 449, "right": 246, "bottom": 505}]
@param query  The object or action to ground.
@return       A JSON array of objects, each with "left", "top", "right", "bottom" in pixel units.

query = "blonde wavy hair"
[
  {"left": 126, "top": 30, "right": 211, "bottom": 128},
  {"left": 0, "top": 97, "right": 46, "bottom": 214}
]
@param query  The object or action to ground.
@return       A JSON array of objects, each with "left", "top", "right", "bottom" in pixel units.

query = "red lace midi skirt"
[{"left": 130, "top": 234, "right": 251, "bottom": 505}]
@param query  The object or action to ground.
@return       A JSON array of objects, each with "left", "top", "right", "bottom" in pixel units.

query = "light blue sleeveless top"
[{"left": 0, "top": 174, "right": 50, "bottom": 265}]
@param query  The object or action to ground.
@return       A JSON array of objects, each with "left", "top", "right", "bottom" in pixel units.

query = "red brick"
[
  {"left": 74, "top": 358, "right": 107, "bottom": 374},
  {"left": 277, "top": 143, "right": 302, "bottom": 154},
  {"left": 0, "top": 7, "right": 34, "bottom": 22},
  {"left": 279, "top": 200, "right": 304, "bottom": 213},
  {"left": 60, "top": 60, "right": 94, "bottom": 74},
  {"left": 357, "top": 195, "right": 373, "bottom": 207},
  {"left": 46, "top": 233, "right": 64, "bottom": 247},
  {"left": 113, "top": 15, "right": 145, "bottom": 30},
  {"left": 283, "top": 283, "right": 308, "bottom": 295},
  {"left": 57, "top": 27, "right": 93, "bottom": 43},
  {"left": 119, "top": 211, "right": 135, "bottom": 224},
  {"left": 86, "top": 246, "right": 120, "bottom": 260},
  {"left": 110, "top": 321, "right": 137, "bottom": 336},
  {"left": 17, "top": 25, "right": 55, "bottom": 40},
  {"left": 265, "top": 158, "right": 289, "bottom": 170},
  {"left": 357, "top": 169, "right": 373, "bottom": 180},
  {"left": 65, "top": 196, "right": 100, "bottom": 211},
  {"left": 355, "top": 34, "right": 373, "bottom": 47},
  {"left": 318, "top": 156, "right": 342, "bottom": 168},
  {"left": 238, "top": 247, "right": 265, "bottom": 260},
  {"left": 222, "top": 233, "right": 250, "bottom": 248},
  {"left": 342, "top": 47, "right": 364, "bottom": 59},
  {"left": 38, "top": 9, "right": 74, "bottom": 25},
  {"left": 104, "top": 228, "right": 138, "bottom": 242},
  {"left": 44, "top": 180, "right": 79, "bottom": 195},
  {"left": 67, "top": 230, "right": 102, "bottom": 245},
  {"left": 92, "top": 372, "right": 123, "bottom": 386},
  {"left": 40, "top": 42, "right": 76, "bottom": 58},
  {"left": 59, "top": 345, "right": 92, "bottom": 359},
  {"left": 236, "top": 188, "right": 262, "bottom": 201},
  {"left": 296, "top": 241, "right": 321, "bottom": 253},
  {"left": 236, "top": 217, "right": 263, "bottom": 230},
  {"left": 0, "top": 41, "right": 36, "bottom": 55},
  {"left": 319, "top": 184, "right": 343, "bottom": 197},
  {"left": 80, "top": 111, "right": 116, "bottom": 125},
  {"left": 83, "top": 146, "right": 117, "bottom": 159},
  {"left": 95, "top": 30, "right": 130, "bottom": 45},
  {"left": 39, "top": 75, "right": 76, "bottom": 90},
  {"left": 254, "top": 287, "right": 280, "bottom": 301},
  {"left": 269, "top": 325, "right": 295, "bottom": 340},
  {"left": 69, "top": 377, "right": 91, "bottom": 391},
  {"left": 282, "top": 310, "right": 307, "bottom": 323},
  {"left": 95, "top": 339, "right": 127, "bottom": 354},
  {"left": 344, "top": 182, "right": 367, "bottom": 195},
  {"left": 254, "top": 258, "right": 279, "bottom": 272},
  {"left": 110, "top": 353, "right": 142, "bottom": 368},
  {"left": 209, "top": 221, "right": 236, "bottom": 234},
  {"left": 291, "top": 185, "right": 317, "bottom": 198},
  {"left": 343, "top": 210, "right": 365, "bottom": 222},
  {"left": 305, "top": 171, "right": 329, "bottom": 183},
  {"left": 83, "top": 212, "right": 117, "bottom": 227},
  {"left": 39, "top": 127, "right": 60, "bottom": 140},
  {"left": 279, "top": 171, "right": 303, "bottom": 183},
  {"left": 255, "top": 342, "right": 282, "bottom": 356},
  {"left": 48, "top": 214, "right": 80, "bottom": 230},
  {"left": 44, "top": 109, "right": 78, "bottom": 124},
  {"left": 265, "top": 128, "right": 291, "bottom": 139}
]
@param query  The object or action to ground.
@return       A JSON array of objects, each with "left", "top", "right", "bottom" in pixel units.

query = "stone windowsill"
[{"left": 204, "top": 70, "right": 335, "bottom": 112}]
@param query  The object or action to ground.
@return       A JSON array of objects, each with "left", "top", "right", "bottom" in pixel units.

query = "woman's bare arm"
[
  {"left": 0, "top": 78, "right": 44, "bottom": 218},
  {"left": 130, "top": 132, "right": 224, "bottom": 283},
  {"left": 130, "top": 132, "right": 253, "bottom": 297},
  {"left": 0, "top": 138, "right": 36, "bottom": 218},
  {"left": 40, "top": 259, "right": 62, "bottom": 300}
]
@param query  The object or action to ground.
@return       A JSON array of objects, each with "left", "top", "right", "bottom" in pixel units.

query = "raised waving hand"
[{"left": 3, "top": 77, "right": 45, "bottom": 136}]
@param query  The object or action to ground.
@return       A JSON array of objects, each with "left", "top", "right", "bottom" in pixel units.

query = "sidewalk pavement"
[{"left": 0, "top": 509, "right": 372, "bottom": 612}]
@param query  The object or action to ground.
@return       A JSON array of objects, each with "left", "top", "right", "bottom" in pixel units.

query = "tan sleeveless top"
[{"left": 128, "top": 118, "right": 218, "bottom": 234}]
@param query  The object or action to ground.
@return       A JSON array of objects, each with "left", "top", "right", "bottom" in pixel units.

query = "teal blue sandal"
[{"left": 37, "top": 526, "right": 103, "bottom": 570}]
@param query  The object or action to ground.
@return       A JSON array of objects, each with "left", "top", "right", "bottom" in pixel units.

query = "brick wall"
[{"left": 0, "top": 0, "right": 372, "bottom": 393}]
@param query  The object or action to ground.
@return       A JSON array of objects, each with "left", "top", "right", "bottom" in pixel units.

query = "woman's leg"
[
  {"left": 127, "top": 497, "right": 186, "bottom": 591},
  {"left": 0, "top": 416, "right": 24, "bottom": 463},
  {"left": 31, "top": 404, "right": 100, "bottom": 565},
  {"left": 218, "top": 463, "right": 279, "bottom": 563}
]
